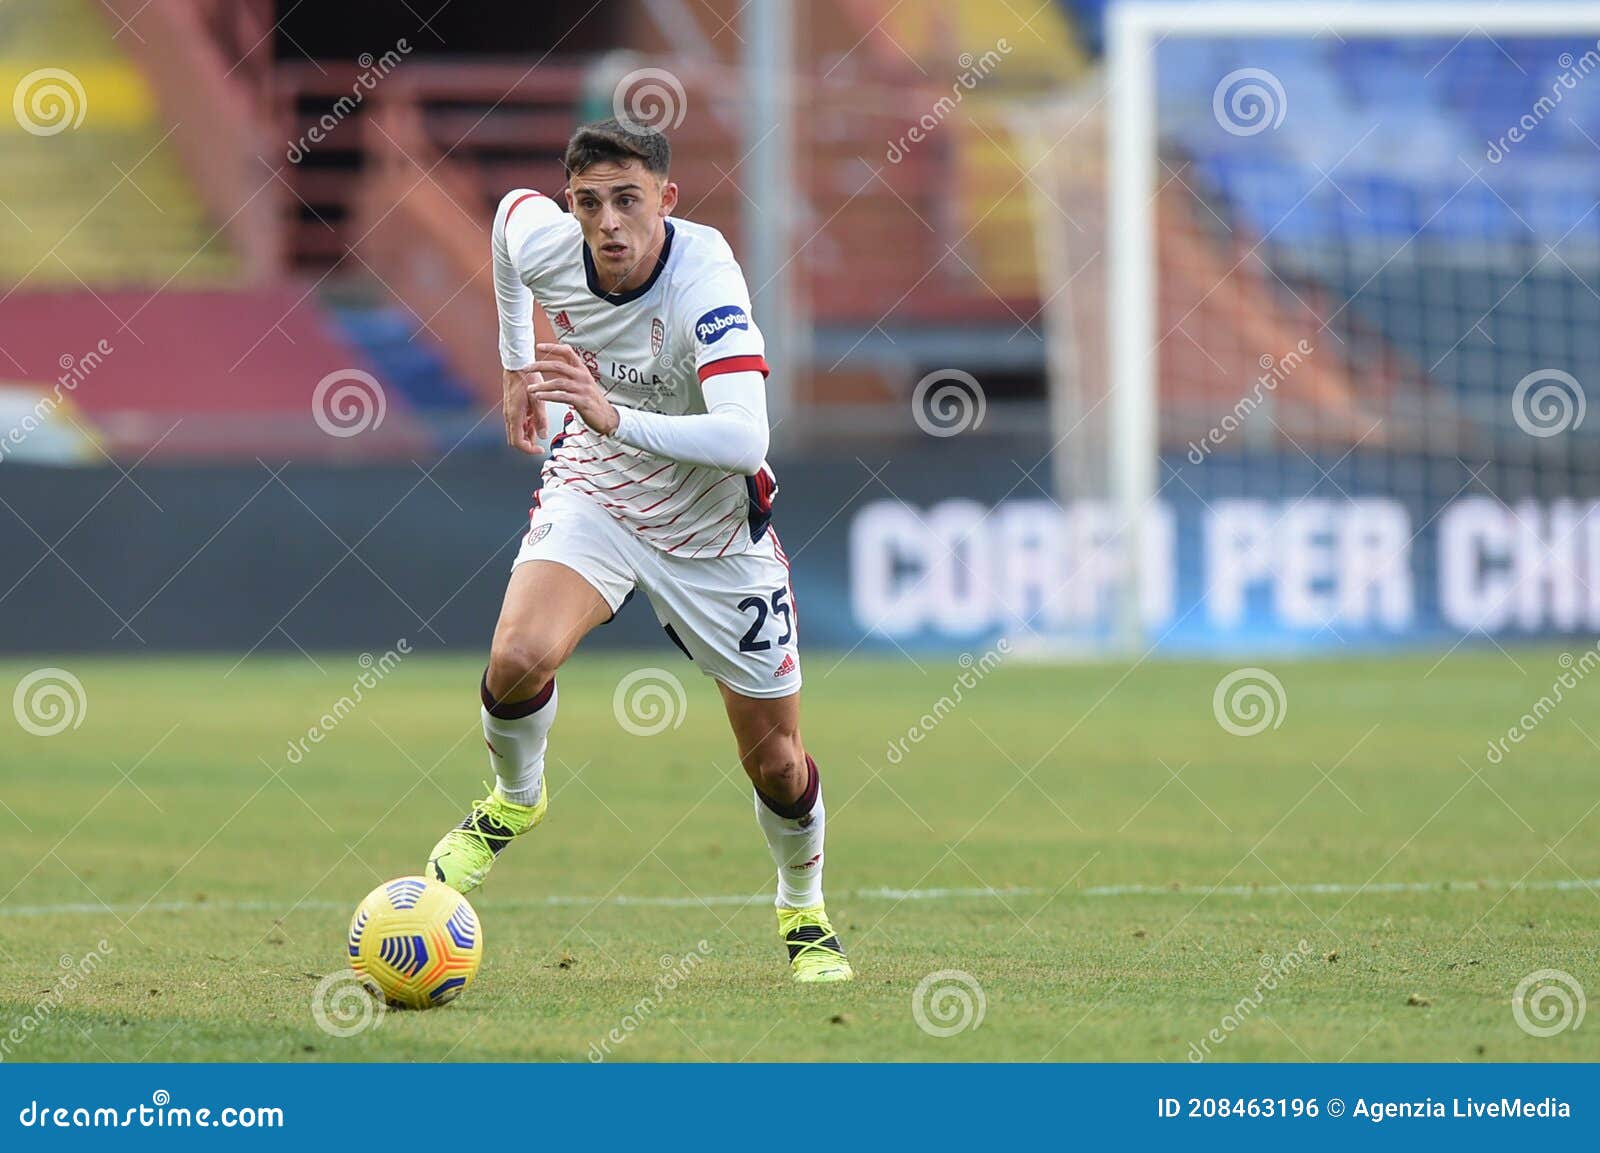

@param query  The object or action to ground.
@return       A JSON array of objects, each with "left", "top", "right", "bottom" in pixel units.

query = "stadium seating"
[
  {"left": 0, "top": 286, "right": 432, "bottom": 460},
  {"left": 0, "top": 0, "right": 235, "bottom": 286},
  {"left": 1157, "top": 34, "right": 1600, "bottom": 251}
]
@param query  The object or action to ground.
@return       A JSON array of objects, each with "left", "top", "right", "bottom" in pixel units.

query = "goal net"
[{"left": 1026, "top": 1, "right": 1600, "bottom": 655}]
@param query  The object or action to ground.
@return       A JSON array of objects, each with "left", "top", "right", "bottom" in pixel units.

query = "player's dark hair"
[{"left": 562, "top": 118, "right": 671, "bottom": 179}]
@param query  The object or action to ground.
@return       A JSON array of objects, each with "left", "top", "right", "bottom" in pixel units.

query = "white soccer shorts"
[{"left": 511, "top": 488, "right": 802, "bottom": 699}]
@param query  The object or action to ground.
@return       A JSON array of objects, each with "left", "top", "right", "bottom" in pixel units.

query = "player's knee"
[
  {"left": 751, "top": 740, "right": 806, "bottom": 802},
  {"left": 486, "top": 632, "right": 564, "bottom": 701}
]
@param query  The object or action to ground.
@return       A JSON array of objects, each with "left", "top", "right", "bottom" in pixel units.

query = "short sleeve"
[
  {"left": 495, "top": 189, "right": 567, "bottom": 261},
  {"left": 680, "top": 266, "right": 769, "bottom": 383}
]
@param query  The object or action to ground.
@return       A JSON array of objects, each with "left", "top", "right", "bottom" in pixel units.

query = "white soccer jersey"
[{"left": 493, "top": 189, "right": 778, "bottom": 558}]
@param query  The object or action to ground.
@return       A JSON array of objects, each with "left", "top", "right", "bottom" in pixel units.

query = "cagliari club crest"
[{"left": 651, "top": 316, "right": 665, "bottom": 356}]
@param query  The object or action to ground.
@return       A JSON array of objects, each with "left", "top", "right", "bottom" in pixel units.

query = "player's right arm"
[{"left": 492, "top": 189, "right": 568, "bottom": 454}]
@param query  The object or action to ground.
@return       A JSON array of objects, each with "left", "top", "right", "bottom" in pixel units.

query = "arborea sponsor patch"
[{"left": 694, "top": 305, "right": 749, "bottom": 345}]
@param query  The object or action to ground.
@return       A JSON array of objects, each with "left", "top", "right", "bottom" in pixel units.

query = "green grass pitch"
[{"left": 0, "top": 649, "right": 1596, "bottom": 1062}]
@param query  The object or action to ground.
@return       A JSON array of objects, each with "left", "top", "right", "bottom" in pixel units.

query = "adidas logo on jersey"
[
  {"left": 552, "top": 310, "right": 574, "bottom": 334},
  {"left": 774, "top": 653, "right": 796, "bottom": 678}
]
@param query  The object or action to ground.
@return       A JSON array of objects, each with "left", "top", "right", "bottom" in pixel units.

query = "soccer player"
[{"left": 425, "top": 119, "right": 851, "bottom": 983}]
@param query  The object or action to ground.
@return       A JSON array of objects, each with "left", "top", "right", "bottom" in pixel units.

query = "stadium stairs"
[
  {"left": 264, "top": 0, "right": 1099, "bottom": 426},
  {"left": 0, "top": 0, "right": 455, "bottom": 462},
  {"left": 0, "top": 0, "right": 236, "bottom": 287},
  {"left": 6, "top": 0, "right": 1106, "bottom": 459}
]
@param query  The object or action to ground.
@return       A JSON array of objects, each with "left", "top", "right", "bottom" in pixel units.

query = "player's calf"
[
  {"left": 429, "top": 559, "right": 613, "bottom": 893},
  {"left": 756, "top": 759, "right": 852, "bottom": 982},
  {"left": 426, "top": 673, "right": 556, "bottom": 893}
]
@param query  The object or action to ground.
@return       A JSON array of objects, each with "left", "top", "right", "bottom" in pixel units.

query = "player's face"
[{"left": 565, "top": 159, "right": 679, "bottom": 291}]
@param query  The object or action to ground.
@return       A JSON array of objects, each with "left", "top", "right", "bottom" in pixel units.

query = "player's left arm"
[
  {"left": 527, "top": 265, "right": 773, "bottom": 474},
  {"left": 525, "top": 343, "right": 768, "bottom": 474}
]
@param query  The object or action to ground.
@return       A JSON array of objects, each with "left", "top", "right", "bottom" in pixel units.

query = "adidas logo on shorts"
[{"left": 774, "top": 653, "right": 796, "bottom": 678}]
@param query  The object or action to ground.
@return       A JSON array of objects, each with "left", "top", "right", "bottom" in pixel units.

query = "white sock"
[
  {"left": 754, "top": 757, "right": 825, "bottom": 909},
  {"left": 481, "top": 675, "right": 557, "bottom": 806}
]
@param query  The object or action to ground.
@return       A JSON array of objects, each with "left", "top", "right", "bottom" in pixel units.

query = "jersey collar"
[{"left": 582, "top": 220, "right": 674, "bottom": 306}]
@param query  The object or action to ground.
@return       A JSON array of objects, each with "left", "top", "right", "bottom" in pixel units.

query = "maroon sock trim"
[
  {"left": 481, "top": 670, "right": 555, "bottom": 719},
  {"left": 757, "top": 755, "right": 820, "bottom": 820}
]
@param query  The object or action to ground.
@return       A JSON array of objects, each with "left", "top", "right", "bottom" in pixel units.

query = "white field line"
[{"left": 1, "top": 877, "right": 1597, "bottom": 918}]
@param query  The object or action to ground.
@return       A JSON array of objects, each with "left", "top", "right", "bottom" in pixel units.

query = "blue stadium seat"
[{"left": 328, "top": 303, "right": 477, "bottom": 413}]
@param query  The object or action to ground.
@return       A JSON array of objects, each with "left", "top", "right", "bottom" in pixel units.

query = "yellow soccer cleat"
[
  {"left": 426, "top": 785, "right": 546, "bottom": 894},
  {"left": 778, "top": 905, "right": 854, "bottom": 983}
]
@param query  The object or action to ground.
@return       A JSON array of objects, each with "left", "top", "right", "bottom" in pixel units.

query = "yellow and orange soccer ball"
[{"left": 347, "top": 876, "right": 482, "bottom": 1009}]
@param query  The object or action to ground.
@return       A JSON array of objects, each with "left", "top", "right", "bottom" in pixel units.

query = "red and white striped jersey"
[{"left": 493, "top": 189, "right": 777, "bottom": 558}]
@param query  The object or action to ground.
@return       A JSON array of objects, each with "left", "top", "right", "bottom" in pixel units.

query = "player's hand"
[
  {"left": 529, "top": 342, "right": 621, "bottom": 437},
  {"left": 503, "top": 367, "right": 546, "bottom": 455}
]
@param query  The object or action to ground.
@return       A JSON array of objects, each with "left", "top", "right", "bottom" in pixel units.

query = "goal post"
[{"left": 1044, "top": 0, "right": 1600, "bottom": 655}]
